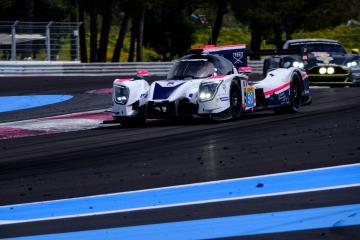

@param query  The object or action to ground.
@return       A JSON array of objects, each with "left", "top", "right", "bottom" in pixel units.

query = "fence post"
[
  {"left": 46, "top": 21, "right": 53, "bottom": 61},
  {"left": 11, "top": 20, "right": 19, "bottom": 61},
  {"left": 75, "top": 23, "right": 82, "bottom": 61}
]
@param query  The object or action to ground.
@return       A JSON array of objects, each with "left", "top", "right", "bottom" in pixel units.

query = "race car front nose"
[
  {"left": 114, "top": 85, "right": 129, "bottom": 105},
  {"left": 199, "top": 81, "right": 222, "bottom": 102}
]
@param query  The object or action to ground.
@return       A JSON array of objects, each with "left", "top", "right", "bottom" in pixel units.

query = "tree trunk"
[
  {"left": 284, "top": 19, "right": 292, "bottom": 40},
  {"left": 25, "top": 0, "right": 34, "bottom": 21},
  {"left": 250, "top": 20, "right": 262, "bottom": 60},
  {"left": 128, "top": 17, "right": 137, "bottom": 62},
  {"left": 112, "top": 13, "right": 129, "bottom": 62},
  {"left": 273, "top": 23, "right": 282, "bottom": 50},
  {"left": 89, "top": 1, "right": 98, "bottom": 62},
  {"left": 24, "top": 0, "right": 34, "bottom": 59},
  {"left": 285, "top": 29, "right": 292, "bottom": 41},
  {"left": 70, "top": 0, "right": 77, "bottom": 61},
  {"left": 208, "top": 0, "right": 227, "bottom": 45},
  {"left": 136, "top": 8, "right": 145, "bottom": 62},
  {"left": 78, "top": 0, "right": 87, "bottom": 62},
  {"left": 98, "top": 0, "right": 113, "bottom": 62}
]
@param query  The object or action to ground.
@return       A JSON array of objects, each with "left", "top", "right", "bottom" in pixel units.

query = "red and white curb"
[
  {"left": 0, "top": 109, "right": 112, "bottom": 140},
  {"left": 86, "top": 88, "right": 112, "bottom": 94}
]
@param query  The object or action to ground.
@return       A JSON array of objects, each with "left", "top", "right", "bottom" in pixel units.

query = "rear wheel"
[
  {"left": 229, "top": 82, "right": 242, "bottom": 119},
  {"left": 274, "top": 73, "right": 302, "bottom": 114}
]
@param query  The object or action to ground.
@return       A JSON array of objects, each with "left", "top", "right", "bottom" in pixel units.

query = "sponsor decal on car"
[
  {"left": 246, "top": 86, "right": 255, "bottom": 108},
  {"left": 233, "top": 51, "right": 244, "bottom": 64},
  {"left": 140, "top": 93, "right": 148, "bottom": 99},
  {"left": 313, "top": 52, "right": 334, "bottom": 64}
]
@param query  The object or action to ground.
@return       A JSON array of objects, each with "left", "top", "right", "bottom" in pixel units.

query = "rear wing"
[
  {"left": 188, "top": 44, "right": 248, "bottom": 69},
  {"left": 188, "top": 44, "right": 303, "bottom": 66}
]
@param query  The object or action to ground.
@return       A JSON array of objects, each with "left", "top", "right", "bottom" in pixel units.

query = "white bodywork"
[
  {"left": 112, "top": 79, "right": 149, "bottom": 117},
  {"left": 112, "top": 67, "right": 298, "bottom": 119}
]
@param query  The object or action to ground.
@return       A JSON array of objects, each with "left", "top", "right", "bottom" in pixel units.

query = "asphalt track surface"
[{"left": 0, "top": 75, "right": 360, "bottom": 239}]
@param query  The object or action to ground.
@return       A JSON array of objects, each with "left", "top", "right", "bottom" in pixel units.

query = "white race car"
[{"left": 112, "top": 44, "right": 312, "bottom": 126}]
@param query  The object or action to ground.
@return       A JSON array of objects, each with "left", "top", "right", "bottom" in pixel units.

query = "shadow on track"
[{"left": 101, "top": 111, "right": 277, "bottom": 129}]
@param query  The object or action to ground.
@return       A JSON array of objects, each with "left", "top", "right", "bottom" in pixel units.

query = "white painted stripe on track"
[
  {"left": 309, "top": 86, "right": 330, "bottom": 89},
  {"left": 4, "top": 119, "right": 103, "bottom": 131},
  {"left": 1, "top": 183, "right": 359, "bottom": 226},
  {"left": 0, "top": 109, "right": 108, "bottom": 126},
  {"left": 0, "top": 221, "right": 17, "bottom": 224},
  {"left": 0, "top": 109, "right": 112, "bottom": 139}
]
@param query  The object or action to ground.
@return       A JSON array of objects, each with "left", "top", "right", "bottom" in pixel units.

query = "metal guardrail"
[
  {"left": 0, "top": 59, "right": 263, "bottom": 77},
  {"left": 248, "top": 60, "right": 263, "bottom": 74},
  {"left": 0, "top": 62, "right": 174, "bottom": 77}
]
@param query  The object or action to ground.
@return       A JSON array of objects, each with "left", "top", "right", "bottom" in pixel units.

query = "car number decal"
[{"left": 246, "top": 86, "right": 255, "bottom": 108}]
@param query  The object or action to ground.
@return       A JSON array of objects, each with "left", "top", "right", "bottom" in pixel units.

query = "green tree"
[
  {"left": 208, "top": 0, "right": 229, "bottom": 45},
  {"left": 97, "top": 0, "right": 114, "bottom": 62},
  {"left": 143, "top": 0, "right": 198, "bottom": 60}
]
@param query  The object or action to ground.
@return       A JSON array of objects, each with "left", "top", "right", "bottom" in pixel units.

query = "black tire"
[
  {"left": 274, "top": 73, "right": 302, "bottom": 114},
  {"left": 229, "top": 82, "right": 242, "bottom": 119},
  {"left": 118, "top": 117, "right": 146, "bottom": 127},
  {"left": 302, "top": 95, "right": 312, "bottom": 106}
]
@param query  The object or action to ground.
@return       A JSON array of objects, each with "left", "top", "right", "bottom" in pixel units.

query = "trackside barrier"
[
  {"left": 248, "top": 60, "right": 263, "bottom": 74},
  {"left": 0, "top": 60, "right": 263, "bottom": 77}
]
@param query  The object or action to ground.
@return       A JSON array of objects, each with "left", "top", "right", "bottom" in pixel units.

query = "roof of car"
[
  {"left": 283, "top": 39, "right": 340, "bottom": 49},
  {"left": 180, "top": 53, "right": 228, "bottom": 63}
]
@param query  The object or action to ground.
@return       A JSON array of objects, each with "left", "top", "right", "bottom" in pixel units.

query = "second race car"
[
  {"left": 263, "top": 39, "right": 360, "bottom": 86},
  {"left": 112, "top": 44, "right": 312, "bottom": 126}
]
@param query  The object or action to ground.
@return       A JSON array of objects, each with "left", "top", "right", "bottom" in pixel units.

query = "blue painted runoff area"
[
  {"left": 0, "top": 95, "right": 73, "bottom": 113},
  {"left": 2, "top": 204, "right": 360, "bottom": 240},
  {"left": 0, "top": 164, "right": 359, "bottom": 222}
]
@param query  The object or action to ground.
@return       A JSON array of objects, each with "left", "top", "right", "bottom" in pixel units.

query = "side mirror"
[
  {"left": 136, "top": 69, "right": 150, "bottom": 76},
  {"left": 238, "top": 66, "right": 252, "bottom": 74},
  {"left": 352, "top": 49, "right": 359, "bottom": 54}
]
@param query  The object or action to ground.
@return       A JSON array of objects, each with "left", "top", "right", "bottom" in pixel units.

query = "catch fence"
[{"left": 0, "top": 21, "right": 81, "bottom": 62}]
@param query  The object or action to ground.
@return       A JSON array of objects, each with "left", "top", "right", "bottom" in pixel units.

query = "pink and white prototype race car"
[{"left": 112, "top": 44, "right": 312, "bottom": 126}]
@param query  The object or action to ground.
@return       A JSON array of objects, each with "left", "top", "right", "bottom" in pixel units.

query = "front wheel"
[{"left": 229, "top": 82, "right": 242, "bottom": 119}]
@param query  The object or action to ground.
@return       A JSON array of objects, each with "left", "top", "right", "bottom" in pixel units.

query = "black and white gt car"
[{"left": 263, "top": 39, "right": 360, "bottom": 86}]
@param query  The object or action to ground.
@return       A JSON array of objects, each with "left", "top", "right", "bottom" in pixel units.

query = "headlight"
[
  {"left": 346, "top": 61, "right": 358, "bottom": 68},
  {"left": 319, "top": 67, "right": 327, "bottom": 74},
  {"left": 292, "top": 61, "right": 304, "bottom": 68},
  {"left": 114, "top": 85, "right": 129, "bottom": 105},
  {"left": 199, "top": 81, "right": 221, "bottom": 102},
  {"left": 327, "top": 67, "right": 335, "bottom": 74}
]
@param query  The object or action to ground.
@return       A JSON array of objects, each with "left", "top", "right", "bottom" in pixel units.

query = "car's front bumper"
[
  {"left": 307, "top": 65, "right": 360, "bottom": 86},
  {"left": 145, "top": 100, "right": 199, "bottom": 118},
  {"left": 308, "top": 75, "right": 360, "bottom": 87}
]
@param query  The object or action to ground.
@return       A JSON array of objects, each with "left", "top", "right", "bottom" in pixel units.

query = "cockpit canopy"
[{"left": 167, "top": 54, "right": 234, "bottom": 80}]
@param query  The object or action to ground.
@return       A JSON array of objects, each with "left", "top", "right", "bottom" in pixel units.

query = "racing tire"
[
  {"left": 118, "top": 117, "right": 146, "bottom": 127},
  {"left": 302, "top": 95, "right": 312, "bottom": 106},
  {"left": 229, "top": 82, "right": 242, "bottom": 119},
  {"left": 274, "top": 73, "right": 302, "bottom": 114}
]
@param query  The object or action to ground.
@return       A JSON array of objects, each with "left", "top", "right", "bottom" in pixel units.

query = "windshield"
[
  {"left": 167, "top": 59, "right": 216, "bottom": 80},
  {"left": 287, "top": 43, "right": 346, "bottom": 54}
]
